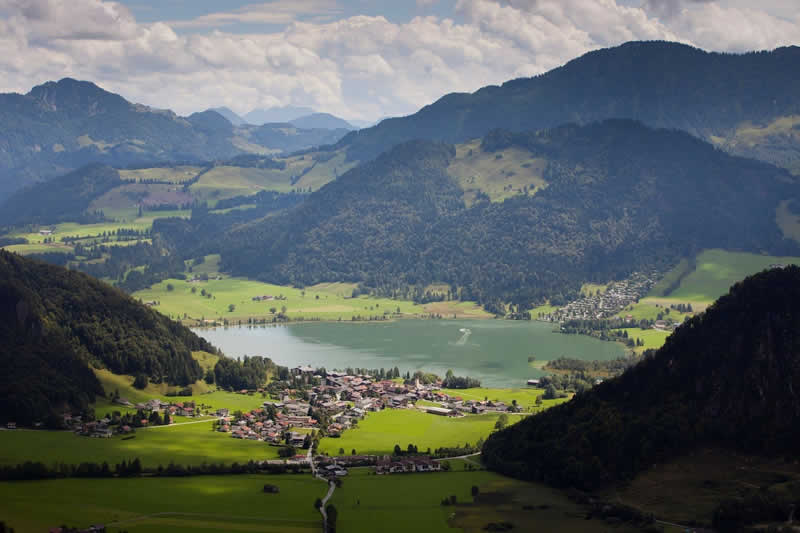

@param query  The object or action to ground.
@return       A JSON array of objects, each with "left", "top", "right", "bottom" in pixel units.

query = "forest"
[
  {"left": 481, "top": 266, "right": 800, "bottom": 490},
  {"left": 0, "top": 251, "right": 218, "bottom": 425},
  {"left": 211, "top": 120, "right": 798, "bottom": 309}
]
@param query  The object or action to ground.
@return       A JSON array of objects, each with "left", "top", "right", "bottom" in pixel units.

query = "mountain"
[
  {"left": 244, "top": 105, "right": 315, "bottom": 125},
  {"left": 0, "top": 164, "right": 122, "bottom": 227},
  {"left": 214, "top": 120, "right": 799, "bottom": 307},
  {"left": 335, "top": 41, "right": 800, "bottom": 173},
  {"left": 0, "top": 78, "right": 242, "bottom": 201},
  {"left": 0, "top": 250, "right": 217, "bottom": 425},
  {"left": 210, "top": 106, "right": 246, "bottom": 126},
  {"left": 290, "top": 113, "right": 354, "bottom": 130},
  {"left": 244, "top": 123, "right": 351, "bottom": 153},
  {"left": 482, "top": 265, "right": 800, "bottom": 490}
]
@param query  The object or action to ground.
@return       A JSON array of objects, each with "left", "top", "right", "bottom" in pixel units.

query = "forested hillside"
[
  {"left": 337, "top": 41, "right": 800, "bottom": 171},
  {"left": 0, "top": 251, "right": 217, "bottom": 425},
  {"left": 214, "top": 120, "right": 799, "bottom": 308},
  {"left": 482, "top": 266, "right": 800, "bottom": 490},
  {"left": 0, "top": 164, "right": 121, "bottom": 227}
]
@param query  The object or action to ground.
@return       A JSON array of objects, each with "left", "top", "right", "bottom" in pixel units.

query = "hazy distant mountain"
[
  {"left": 243, "top": 123, "right": 350, "bottom": 153},
  {"left": 290, "top": 113, "right": 354, "bottom": 130},
  {"left": 210, "top": 106, "right": 246, "bottom": 126},
  {"left": 348, "top": 118, "right": 385, "bottom": 129},
  {"left": 336, "top": 41, "right": 800, "bottom": 173},
  {"left": 244, "top": 105, "right": 314, "bottom": 125},
  {"left": 0, "top": 78, "right": 241, "bottom": 201}
]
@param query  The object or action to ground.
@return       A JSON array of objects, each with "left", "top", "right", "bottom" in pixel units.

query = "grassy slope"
[
  {"left": 118, "top": 166, "right": 204, "bottom": 183},
  {"left": 0, "top": 474, "right": 323, "bottom": 533},
  {"left": 612, "top": 249, "right": 800, "bottom": 353},
  {"left": 317, "top": 409, "right": 519, "bottom": 456},
  {"left": 615, "top": 328, "right": 671, "bottom": 354},
  {"left": 447, "top": 139, "right": 548, "bottom": 205}
]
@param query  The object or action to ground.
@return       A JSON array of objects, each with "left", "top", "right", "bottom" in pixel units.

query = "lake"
[{"left": 195, "top": 319, "right": 626, "bottom": 388}]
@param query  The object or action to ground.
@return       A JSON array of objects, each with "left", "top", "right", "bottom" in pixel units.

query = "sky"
[{"left": 0, "top": 0, "right": 798, "bottom": 122}]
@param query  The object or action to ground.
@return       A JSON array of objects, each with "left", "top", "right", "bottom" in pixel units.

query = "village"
[
  {"left": 540, "top": 271, "right": 660, "bottom": 322},
  {"left": 218, "top": 366, "right": 518, "bottom": 448},
  {"left": 43, "top": 365, "right": 514, "bottom": 478}
]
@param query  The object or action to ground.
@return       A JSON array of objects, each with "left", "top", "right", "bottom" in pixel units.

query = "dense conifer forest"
[{"left": 482, "top": 266, "right": 800, "bottom": 490}]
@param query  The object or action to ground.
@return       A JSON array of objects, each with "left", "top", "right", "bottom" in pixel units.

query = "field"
[
  {"left": 333, "top": 468, "right": 643, "bottom": 533},
  {"left": 448, "top": 140, "right": 548, "bottom": 205},
  {"left": 189, "top": 166, "right": 300, "bottom": 204},
  {"left": 615, "top": 328, "right": 672, "bottom": 354},
  {"left": 317, "top": 409, "right": 519, "bottom": 456},
  {"left": 651, "top": 249, "right": 800, "bottom": 305},
  {"left": 133, "top": 273, "right": 489, "bottom": 324},
  {"left": 608, "top": 448, "right": 800, "bottom": 526},
  {"left": 118, "top": 166, "right": 204, "bottom": 183},
  {"left": 0, "top": 474, "right": 324, "bottom": 533},
  {"left": 0, "top": 419, "right": 281, "bottom": 468},
  {"left": 611, "top": 249, "right": 800, "bottom": 352},
  {"left": 438, "top": 387, "right": 568, "bottom": 411},
  {"left": 93, "top": 366, "right": 270, "bottom": 414}
]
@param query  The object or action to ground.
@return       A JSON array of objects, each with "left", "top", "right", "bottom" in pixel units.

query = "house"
[
  {"left": 289, "top": 432, "right": 306, "bottom": 447},
  {"left": 424, "top": 406, "right": 457, "bottom": 417},
  {"left": 6, "top": 422, "right": 16, "bottom": 429},
  {"left": 526, "top": 379, "right": 541, "bottom": 386},
  {"left": 39, "top": 229, "right": 53, "bottom": 236}
]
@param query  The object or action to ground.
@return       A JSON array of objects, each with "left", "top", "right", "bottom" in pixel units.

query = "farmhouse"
[{"left": 423, "top": 406, "right": 458, "bottom": 417}]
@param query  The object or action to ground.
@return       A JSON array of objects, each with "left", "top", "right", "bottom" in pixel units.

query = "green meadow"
[
  {"left": 317, "top": 409, "right": 519, "bottom": 456},
  {"left": 616, "top": 328, "right": 672, "bottom": 354},
  {"left": 333, "top": 467, "right": 643, "bottom": 533},
  {"left": 0, "top": 420, "right": 281, "bottom": 468},
  {"left": 133, "top": 273, "right": 488, "bottom": 324},
  {"left": 0, "top": 474, "right": 324, "bottom": 533},
  {"left": 438, "top": 387, "right": 568, "bottom": 411},
  {"left": 658, "top": 249, "right": 800, "bottom": 304}
]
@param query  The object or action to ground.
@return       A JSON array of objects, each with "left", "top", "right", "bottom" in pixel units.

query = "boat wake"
[{"left": 455, "top": 328, "right": 472, "bottom": 345}]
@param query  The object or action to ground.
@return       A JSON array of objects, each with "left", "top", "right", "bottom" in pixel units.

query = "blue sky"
[
  {"left": 0, "top": 0, "right": 797, "bottom": 121},
  {"left": 123, "top": 0, "right": 464, "bottom": 31}
]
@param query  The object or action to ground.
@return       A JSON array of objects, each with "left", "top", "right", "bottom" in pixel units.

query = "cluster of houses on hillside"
[
  {"left": 114, "top": 397, "right": 196, "bottom": 417},
  {"left": 545, "top": 272, "right": 659, "bottom": 322}
]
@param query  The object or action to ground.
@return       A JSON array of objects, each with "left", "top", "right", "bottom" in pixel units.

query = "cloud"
[
  {"left": 0, "top": 0, "right": 798, "bottom": 121},
  {"left": 168, "top": 0, "right": 340, "bottom": 29}
]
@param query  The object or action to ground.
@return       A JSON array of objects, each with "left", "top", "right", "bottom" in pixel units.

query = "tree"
[
  {"left": 325, "top": 504, "right": 338, "bottom": 533},
  {"left": 314, "top": 498, "right": 322, "bottom": 510},
  {"left": 338, "top": 447, "right": 345, "bottom": 455},
  {"left": 543, "top": 384, "right": 558, "bottom": 400},
  {"left": 204, "top": 369, "right": 215, "bottom": 384},
  {"left": 166, "top": 283, "right": 174, "bottom": 292},
  {"left": 494, "top": 413, "right": 509, "bottom": 431},
  {"left": 133, "top": 374, "right": 148, "bottom": 390},
  {"left": 471, "top": 485, "right": 480, "bottom": 498},
  {"left": 281, "top": 305, "right": 287, "bottom": 314},
  {"left": 269, "top": 307, "right": 277, "bottom": 314},
  {"left": 393, "top": 444, "right": 402, "bottom": 456},
  {"left": 228, "top": 304, "right": 236, "bottom": 313}
]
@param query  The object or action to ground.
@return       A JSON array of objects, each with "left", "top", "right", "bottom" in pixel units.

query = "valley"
[{"left": 2, "top": 34, "right": 800, "bottom": 533}]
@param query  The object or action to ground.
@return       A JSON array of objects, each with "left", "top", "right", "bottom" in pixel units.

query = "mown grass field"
[
  {"left": 333, "top": 467, "right": 643, "bottom": 533},
  {"left": 189, "top": 166, "right": 297, "bottom": 204},
  {"left": 0, "top": 474, "right": 324, "bottom": 533},
  {"left": 615, "top": 328, "right": 672, "bottom": 354},
  {"left": 317, "top": 409, "right": 518, "bottom": 456},
  {"left": 0, "top": 418, "right": 280, "bottom": 468},
  {"left": 438, "top": 387, "right": 567, "bottom": 411},
  {"left": 133, "top": 274, "right": 489, "bottom": 323}
]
